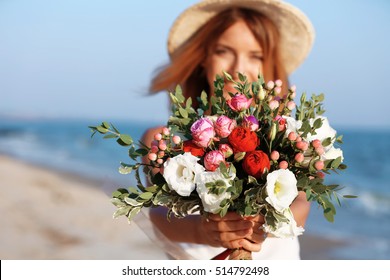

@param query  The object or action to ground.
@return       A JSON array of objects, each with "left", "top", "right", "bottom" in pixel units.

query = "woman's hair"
[{"left": 150, "top": 7, "right": 288, "bottom": 108}]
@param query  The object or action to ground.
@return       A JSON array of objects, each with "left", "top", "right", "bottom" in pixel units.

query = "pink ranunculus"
[
  {"left": 218, "top": 143, "right": 233, "bottom": 158},
  {"left": 242, "top": 115, "right": 259, "bottom": 131},
  {"left": 227, "top": 94, "right": 253, "bottom": 112},
  {"left": 215, "top": 115, "right": 237, "bottom": 138},
  {"left": 204, "top": 150, "right": 225, "bottom": 171},
  {"left": 190, "top": 117, "right": 215, "bottom": 148}
]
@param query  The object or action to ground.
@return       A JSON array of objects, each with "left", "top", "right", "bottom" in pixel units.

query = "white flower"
[
  {"left": 265, "top": 169, "right": 298, "bottom": 212},
  {"left": 307, "top": 117, "right": 337, "bottom": 143},
  {"left": 263, "top": 208, "right": 304, "bottom": 238},
  {"left": 322, "top": 146, "right": 344, "bottom": 162},
  {"left": 163, "top": 152, "right": 205, "bottom": 196},
  {"left": 196, "top": 168, "right": 235, "bottom": 214},
  {"left": 283, "top": 116, "right": 302, "bottom": 136}
]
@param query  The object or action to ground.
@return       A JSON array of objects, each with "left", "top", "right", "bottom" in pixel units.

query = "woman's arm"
[{"left": 290, "top": 191, "right": 311, "bottom": 227}]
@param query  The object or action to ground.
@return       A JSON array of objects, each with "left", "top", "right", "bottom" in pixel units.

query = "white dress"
[{"left": 179, "top": 237, "right": 301, "bottom": 259}]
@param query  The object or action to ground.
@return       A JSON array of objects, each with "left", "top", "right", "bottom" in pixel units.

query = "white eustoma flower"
[
  {"left": 263, "top": 208, "right": 304, "bottom": 238},
  {"left": 283, "top": 116, "right": 302, "bottom": 136},
  {"left": 196, "top": 168, "right": 235, "bottom": 214},
  {"left": 322, "top": 146, "right": 344, "bottom": 162},
  {"left": 265, "top": 169, "right": 298, "bottom": 212},
  {"left": 307, "top": 117, "right": 337, "bottom": 143},
  {"left": 163, "top": 152, "right": 205, "bottom": 196}
]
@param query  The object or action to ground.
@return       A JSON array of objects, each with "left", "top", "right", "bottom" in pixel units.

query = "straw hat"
[{"left": 168, "top": 0, "right": 315, "bottom": 74}]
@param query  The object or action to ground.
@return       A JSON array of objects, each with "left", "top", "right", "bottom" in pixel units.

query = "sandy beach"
[{"left": 0, "top": 155, "right": 345, "bottom": 260}]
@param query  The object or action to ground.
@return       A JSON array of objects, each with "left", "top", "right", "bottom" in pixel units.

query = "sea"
[{"left": 1, "top": 118, "right": 389, "bottom": 260}]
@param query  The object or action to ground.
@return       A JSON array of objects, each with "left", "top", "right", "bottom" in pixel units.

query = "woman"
[{"left": 142, "top": 0, "right": 315, "bottom": 259}]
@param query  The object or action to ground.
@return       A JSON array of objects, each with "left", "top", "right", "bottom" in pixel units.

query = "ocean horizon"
[{"left": 1, "top": 117, "right": 389, "bottom": 260}]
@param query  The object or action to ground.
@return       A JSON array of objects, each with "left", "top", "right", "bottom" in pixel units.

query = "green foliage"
[{"left": 88, "top": 72, "right": 354, "bottom": 229}]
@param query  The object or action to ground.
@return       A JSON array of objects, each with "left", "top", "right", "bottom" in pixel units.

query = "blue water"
[{"left": 1, "top": 118, "right": 389, "bottom": 259}]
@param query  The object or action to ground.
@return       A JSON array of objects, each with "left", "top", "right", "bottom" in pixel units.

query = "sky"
[{"left": 1, "top": 0, "right": 389, "bottom": 128}]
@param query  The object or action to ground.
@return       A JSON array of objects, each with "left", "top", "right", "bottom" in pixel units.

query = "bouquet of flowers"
[{"left": 90, "top": 72, "right": 351, "bottom": 260}]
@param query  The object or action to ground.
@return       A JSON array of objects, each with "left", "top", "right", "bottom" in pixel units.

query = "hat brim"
[{"left": 168, "top": 0, "right": 315, "bottom": 74}]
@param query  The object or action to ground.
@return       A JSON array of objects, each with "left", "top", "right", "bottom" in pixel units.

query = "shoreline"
[{"left": 0, "top": 154, "right": 347, "bottom": 260}]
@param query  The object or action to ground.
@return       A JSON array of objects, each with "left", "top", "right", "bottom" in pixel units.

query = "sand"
[{"left": 0, "top": 155, "right": 344, "bottom": 260}]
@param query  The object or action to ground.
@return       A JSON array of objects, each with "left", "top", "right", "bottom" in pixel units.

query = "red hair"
[{"left": 150, "top": 8, "right": 288, "bottom": 108}]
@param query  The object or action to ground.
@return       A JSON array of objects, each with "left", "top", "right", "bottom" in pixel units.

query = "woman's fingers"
[{"left": 201, "top": 213, "right": 267, "bottom": 251}]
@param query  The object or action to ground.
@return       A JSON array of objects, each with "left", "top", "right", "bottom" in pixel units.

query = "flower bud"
[
  {"left": 148, "top": 153, "right": 157, "bottom": 161},
  {"left": 270, "top": 151, "right": 280, "bottom": 161},
  {"left": 288, "top": 132, "right": 297, "bottom": 141},
  {"left": 275, "top": 79, "right": 283, "bottom": 87},
  {"left": 269, "top": 100, "right": 280, "bottom": 110},
  {"left": 162, "top": 127, "right": 170, "bottom": 136},
  {"left": 172, "top": 135, "right": 181, "bottom": 145},
  {"left": 154, "top": 133, "right": 162, "bottom": 141},
  {"left": 314, "top": 161, "right": 325, "bottom": 170},
  {"left": 156, "top": 158, "right": 164, "bottom": 165},
  {"left": 219, "top": 144, "right": 234, "bottom": 158},
  {"left": 312, "top": 139, "right": 322, "bottom": 149},
  {"left": 257, "top": 85, "right": 266, "bottom": 101},
  {"left": 296, "top": 141, "right": 308, "bottom": 151},
  {"left": 279, "top": 161, "right": 288, "bottom": 169},
  {"left": 269, "top": 122, "right": 277, "bottom": 141},
  {"left": 158, "top": 140, "right": 167, "bottom": 151},
  {"left": 315, "top": 146, "right": 325, "bottom": 155},
  {"left": 275, "top": 86, "right": 282, "bottom": 95},
  {"left": 267, "top": 80, "right": 275, "bottom": 89},
  {"left": 287, "top": 101, "right": 296, "bottom": 111},
  {"left": 294, "top": 153, "right": 304, "bottom": 163}
]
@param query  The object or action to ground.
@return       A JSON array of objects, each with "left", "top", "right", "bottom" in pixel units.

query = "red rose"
[
  {"left": 242, "top": 150, "right": 270, "bottom": 179},
  {"left": 183, "top": 140, "right": 205, "bottom": 157},
  {"left": 228, "top": 127, "right": 259, "bottom": 152}
]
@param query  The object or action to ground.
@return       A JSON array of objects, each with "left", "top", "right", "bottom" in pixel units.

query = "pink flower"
[
  {"left": 227, "top": 94, "right": 253, "bottom": 112},
  {"left": 215, "top": 115, "right": 237, "bottom": 138},
  {"left": 218, "top": 144, "right": 233, "bottom": 158},
  {"left": 204, "top": 150, "right": 225, "bottom": 171},
  {"left": 190, "top": 117, "right": 215, "bottom": 148},
  {"left": 242, "top": 115, "right": 259, "bottom": 131},
  {"left": 274, "top": 115, "right": 286, "bottom": 131}
]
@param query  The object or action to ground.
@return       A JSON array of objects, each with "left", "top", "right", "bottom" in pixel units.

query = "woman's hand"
[{"left": 199, "top": 212, "right": 267, "bottom": 252}]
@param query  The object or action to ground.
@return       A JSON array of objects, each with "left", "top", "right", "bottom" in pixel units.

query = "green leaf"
[
  {"left": 113, "top": 206, "right": 131, "bottom": 219},
  {"left": 103, "top": 134, "right": 117, "bottom": 139},
  {"left": 96, "top": 126, "right": 108, "bottom": 134},
  {"left": 102, "top": 122, "right": 110, "bottom": 129},
  {"left": 124, "top": 197, "right": 142, "bottom": 206},
  {"left": 343, "top": 195, "right": 358, "bottom": 199},
  {"left": 179, "top": 107, "right": 188, "bottom": 118},
  {"left": 117, "top": 134, "right": 133, "bottom": 146},
  {"left": 139, "top": 192, "right": 153, "bottom": 200}
]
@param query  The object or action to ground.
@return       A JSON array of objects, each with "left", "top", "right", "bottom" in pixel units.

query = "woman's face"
[{"left": 203, "top": 20, "right": 264, "bottom": 98}]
